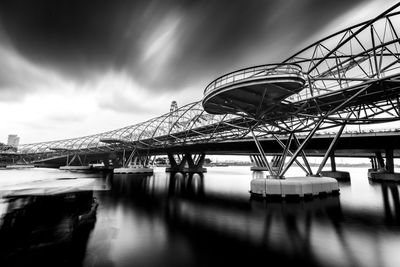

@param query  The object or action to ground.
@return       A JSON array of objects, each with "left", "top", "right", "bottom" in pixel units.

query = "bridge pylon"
[
  {"left": 202, "top": 66, "right": 341, "bottom": 198},
  {"left": 166, "top": 152, "right": 207, "bottom": 174},
  {"left": 113, "top": 148, "right": 154, "bottom": 174},
  {"left": 200, "top": 3, "right": 400, "bottom": 195},
  {"left": 59, "top": 152, "right": 92, "bottom": 171},
  {"left": 249, "top": 116, "right": 350, "bottom": 180},
  {"left": 369, "top": 149, "right": 400, "bottom": 182},
  {"left": 319, "top": 152, "right": 350, "bottom": 181}
]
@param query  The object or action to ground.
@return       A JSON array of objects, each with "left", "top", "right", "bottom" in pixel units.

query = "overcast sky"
[{"left": 0, "top": 0, "right": 398, "bottom": 144}]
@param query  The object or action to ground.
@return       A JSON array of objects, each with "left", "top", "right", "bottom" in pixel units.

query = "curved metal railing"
[{"left": 203, "top": 63, "right": 304, "bottom": 97}]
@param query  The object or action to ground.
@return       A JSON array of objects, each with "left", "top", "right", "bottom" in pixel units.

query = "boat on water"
[{"left": 0, "top": 181, "right": 99, "bottom": 265}]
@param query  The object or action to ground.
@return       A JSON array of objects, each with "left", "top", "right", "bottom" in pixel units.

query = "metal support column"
[
  {"left": 272, "top": 134, "right": 309, "bottom": 175},
  {"left": 249, "top": 155, "right": 255, "bottom": 166},
  {"left": 386, "top": 148, "right": 394, "bottom": 173},
  {"left": 317, "top": 121, "right": 347, "bottom": 175},
  {"left": 122, "top": 149, "right": 126, "bottom": 167},
  {"left": 280, "top": 118, "right": 324, "bottom": 177},
  {"left": 251, "top": 130, "right": 274, "bottom": 175},
  {"left": 186, "top": 153, "right": 195, "bottom": 168},
  {"left": 293, "top": 134, "right": 313, "bottom": 176},
  {"left": 197, "top": 153, "right": 206, "bottom": 167},
  {"left": 278, "top": 133, "right": 293, "bottom": 175},
  {"left": 370, "top": 157, "right": 377, "bottom": 170},
  {"left": 253, "top": 155, "right": 263, "bottom": 167},
  {"left": 125, "top": 148, "right": 137, "bottom": 168},
  {"left": 330, "top": 153, "right": 337, "bottom": 172},
  {"left": 376, "top": 152, "right": 385, "bottom": 169}
]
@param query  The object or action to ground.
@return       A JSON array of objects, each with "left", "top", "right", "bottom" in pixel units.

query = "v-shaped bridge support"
[
  {"left": 251, "top": 115, "right": 350, "bottom": 180},
  {"left": 166, "top": 152, "right": 207, "bottom": 173}
]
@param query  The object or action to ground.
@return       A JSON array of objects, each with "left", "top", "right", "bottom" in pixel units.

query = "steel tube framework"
[{"left": 3, "top": 4, "right": 400, "bottom": 166}]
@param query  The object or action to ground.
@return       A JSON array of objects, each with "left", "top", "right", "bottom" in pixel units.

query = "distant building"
[
  {"left": 170, "top": 101, "right": 178, "bottom": 113},
  {"left": 169, "top": 101, "right": 178, "bottom": 128},
  {"left": 7, "top": 134, "right": 20, "bottom": 147}
]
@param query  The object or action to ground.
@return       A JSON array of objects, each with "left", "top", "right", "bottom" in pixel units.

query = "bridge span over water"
[{"left": 3, "top": 4, "right": 400, "bottom": 193}]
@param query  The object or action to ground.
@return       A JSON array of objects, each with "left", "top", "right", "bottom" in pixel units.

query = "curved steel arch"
[
  {"left": 201, "top": 3, "right": 400, "bottom": 133},
  {"left": 281, "top": 3, "right": 400, "bottom": 126},
  {"left": 18, "top": 101, "right": 251, "bottom": 159},
  {"left": 14, "top": 3, "right": 400, "bottom": 162}
]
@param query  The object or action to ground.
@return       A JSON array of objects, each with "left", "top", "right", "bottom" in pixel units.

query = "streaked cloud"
[{"left": 0, "top": 0, "right": 397, "bottom": 143}]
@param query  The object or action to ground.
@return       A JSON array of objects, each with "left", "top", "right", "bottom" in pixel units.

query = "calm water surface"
[{"left": 1, "top": 166, "right": 400, "bottom": 267}]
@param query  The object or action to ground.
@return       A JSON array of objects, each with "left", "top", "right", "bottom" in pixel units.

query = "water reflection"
[
  {"left": 2, "top": 168, "right": 400, "bottom": 266},
  {"left": 87, "top": 169, "right": 400, "bottom": 267},
  {"left": 168, "top": 172, "right": 205, "bottom": 198},
  {"left": 381, "top": 183, "right": 400, "bottom": 224}
]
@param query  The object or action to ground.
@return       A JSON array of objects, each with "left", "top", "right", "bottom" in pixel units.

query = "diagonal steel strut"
[
  {"left": 316, "top": 114, "right": 350, "bottom": 175},
  {"left": 272, "top": 134, "right": 309, "bottom": 175},
  {"left": 278, "top": 132, "right": 293, "bottom": 175},
  {"left": 251, "top": 130, "right": 274, "bottom": 175},
  {"left": 280, "top": 118, "right": 324, "bottom": 177},
  {"left": 124, "top": 148, "right": 137, "bottom": 167},
  {"left": 293, "top": 134, "right": 314, "bottom": 176}
]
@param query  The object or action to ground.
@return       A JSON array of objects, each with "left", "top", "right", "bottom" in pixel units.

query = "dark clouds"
[
  {"left": 0, "top": 0, "right": 137, "bottom": 80},
  {"left": 0, "top": 0, "right": 366, "bottom": 93}
]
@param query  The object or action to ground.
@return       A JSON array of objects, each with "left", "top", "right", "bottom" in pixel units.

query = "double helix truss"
[
  {"left": 17, "top": 103, "right": 253, "bottom": 158},
  {"left": 279, "top": 3, "right": 400, "bottom": 131},
  {"left": 10, "top": 3, "right": 400, "bottom": 162}
]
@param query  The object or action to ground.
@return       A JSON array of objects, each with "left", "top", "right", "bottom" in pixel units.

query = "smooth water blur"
[{"left": 1, "top": 166, "right": 400, "bottom": 267}]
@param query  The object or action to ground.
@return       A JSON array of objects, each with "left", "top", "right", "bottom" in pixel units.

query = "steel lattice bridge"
[{"left": 4, "top": 4, "right": 400, "bottom": 181}]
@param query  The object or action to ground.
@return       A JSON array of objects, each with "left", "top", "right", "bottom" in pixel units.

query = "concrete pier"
[
  {"left": 320, "top": 154, "right": 350, "bottom": 181},
  {"left": 60, "top": 166, "right": 92, "bottom": 171},
  {"left": 165, "top": 153, "right": 207, "bottom": 173},
  {"left": 250, "top": 166, "right": 270, "bottom": 171},
  {"left": 320, "top": 171, "right": 350, "bottom": 181},
  {"left": 369, "top": 149, "right": 400, "bottom": 182},
  {"left": 114, "top": 166, "right": 154, "bottom": 174},
  {"left": 250, "top": 176, "right": 339, "bottom": 198},
  {"left": 369, "top": 171, "right": 400, "bottom": 182},
  {"left": 5, "top": 164, "right": 35, "bottom": 169},
  {"left": 165, "top": 166, "right": 207, "bottom": 173}
]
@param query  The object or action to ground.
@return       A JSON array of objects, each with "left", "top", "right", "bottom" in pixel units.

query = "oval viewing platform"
[{"left": 202, "top": 63, "right": 306, "bottom": 116}]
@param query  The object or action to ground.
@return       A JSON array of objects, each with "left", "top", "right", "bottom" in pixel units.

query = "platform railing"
[{"left": 204, "top": 63, "right": 304, "bottom": 97}]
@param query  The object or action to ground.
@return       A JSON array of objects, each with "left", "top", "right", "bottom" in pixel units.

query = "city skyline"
[{"left": 0, "top": 0, "right": 398, "bottom": 144}]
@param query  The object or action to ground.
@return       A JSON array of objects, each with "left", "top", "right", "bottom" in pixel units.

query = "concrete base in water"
[
  {"left": 165, "top": 167, "right": 207, "bottom": 173},
  {"left": 369, "top": 171, "right": 400, "bottom": 182},
  {"left": 250, "top": 166, "right": 270, "bottom": 171},
  {"left": 59, "top": 166, "right": 92, "bottom": 171},
  {"left": 250, "top": 176, "right": 339, "bottom": 198},
  {"left": 320, "top": 171, "right": 350, "bottom": 181},
  {"left": 6, "top": 165, "right": 35, "bottom": 169},
  {"left": 114, "top": 167, "right": 154, "bottom": 174}
]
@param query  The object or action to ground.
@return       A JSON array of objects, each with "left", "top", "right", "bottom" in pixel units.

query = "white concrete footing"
[
  {"left": 369, "top": 171, "right": 400, "bottom": 182},
  {"left": 165, "top": 167, "right": 207, "bottom": 173},
  {"left": 320, "top": 171, "right": 350, "bottom": 181},
  {"left": 250, "top": 176, "right": 339, "bottom": 198},
  {"left": 59, "top": 166, "right": 92, "bottom": 171},
  {"left": 5, "top": 165, "right": 35, "bottom": 169},
  {"left": 114, "top": 167, "right": 154, "bottom": 174},
  {"left": 250, "top": 166, "right": 270, "bottom": 171}
]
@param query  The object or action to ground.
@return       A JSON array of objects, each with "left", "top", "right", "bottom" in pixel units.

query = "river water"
[{"left": 1, "top": 166, "right": 400, "bottom": 267}]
